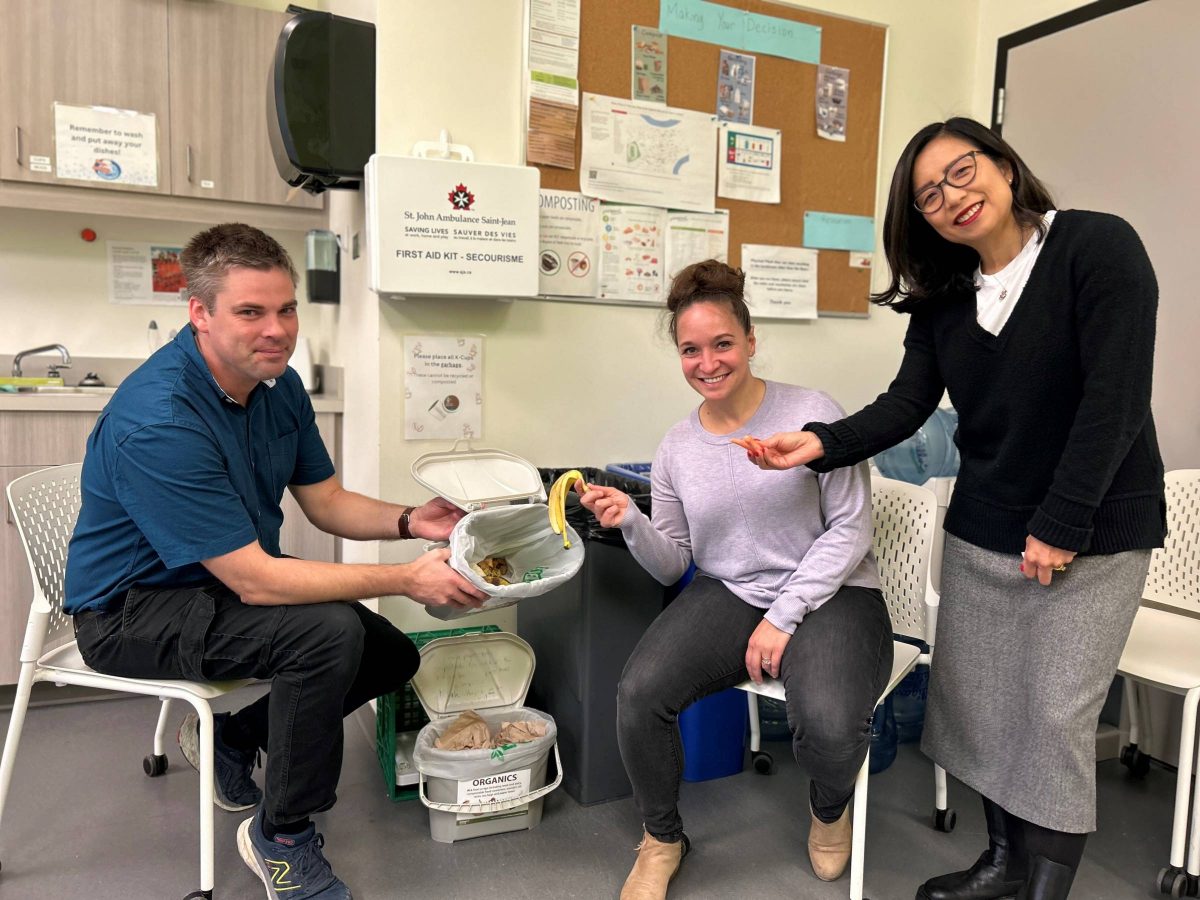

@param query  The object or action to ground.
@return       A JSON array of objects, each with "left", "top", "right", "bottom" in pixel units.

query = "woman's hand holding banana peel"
[{"left": 577, "top": 482, "right": 631, "bottom": 529}]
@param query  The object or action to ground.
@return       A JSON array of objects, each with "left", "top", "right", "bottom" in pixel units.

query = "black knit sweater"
[{"left": 808, "top": 209, "right": 1166, "bottom": 556}]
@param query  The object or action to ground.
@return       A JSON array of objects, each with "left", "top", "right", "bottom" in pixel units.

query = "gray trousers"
[{"left": 617, "top": 575, "right": 893, "bottom": 841}]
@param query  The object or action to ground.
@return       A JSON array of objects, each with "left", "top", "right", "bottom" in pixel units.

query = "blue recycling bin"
[
  {"left": 892, "top": 635, "right": 930, "bottom": 744},
  {"left": 679, "top": 687, "right": 748, "bottom": 782},
  {"left": 868, "top": 694, "right": 898, "bottom": 774}
]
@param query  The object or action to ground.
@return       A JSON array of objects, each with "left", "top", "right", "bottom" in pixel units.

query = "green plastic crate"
[{"left": 375, "top": 624, "right": 501, "bottom": 801}]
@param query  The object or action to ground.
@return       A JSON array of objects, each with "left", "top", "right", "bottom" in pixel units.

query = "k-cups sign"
[{"left": 367, "top": 155, "right": 541, "bottom": 298}]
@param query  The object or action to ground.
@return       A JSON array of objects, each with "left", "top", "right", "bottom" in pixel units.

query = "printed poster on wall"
[
  {"left": 716, "top": 50, "right": 755, "bottom": 124},
  {"left": 403, "top": 335, "right": 484, "bottom": 441},
  {"left": 581, "top": 93, "right": 717, "bottom": 213},
  {"left": 717, "top": 122, "right": 781, "bottom": 203},
  {"left": 538, "top": 190, "right": 599, "bottom": 298},
  {"left": 632, "top": 25, "right": 667, "bottom": 104},
  {"left": 527, "top": 0, "right": 580, "bottom": 168},
  {"left": 742, "top": 244, "right": 818, "bottom": 319},
  {"left": 54, "top": 103, "right": 158, "bottom": 187},
  {"left": 107, "top": 242, "right": 186, "bottom": 305},
  {"left": 816, "top": 64, "right": 850, "bottom": 142},
  {"left": 665, "top": 209, "right": 729, "bottom": 280},
  {"left": 598, "top": 203, "right": 666, "bottom": 303}
]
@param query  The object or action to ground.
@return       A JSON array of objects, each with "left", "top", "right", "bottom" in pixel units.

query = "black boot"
[
  {"left": 1016, "top": 856, "right": 1076, "bottom": 899},
  {"left": 916, "top": 798, "right": 1023, "bottom": 900}
]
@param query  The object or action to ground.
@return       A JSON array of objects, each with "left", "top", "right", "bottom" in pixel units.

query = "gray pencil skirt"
[{"left": 921, "top": 533, "right": 1151, "bottom": 833}]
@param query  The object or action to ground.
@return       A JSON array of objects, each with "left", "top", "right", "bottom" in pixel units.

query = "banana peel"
[{"left": 547, "top": 469, "right": 590, "bottom": 549}]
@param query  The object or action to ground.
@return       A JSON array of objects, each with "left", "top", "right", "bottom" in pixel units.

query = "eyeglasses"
[{"left": 913, "top": 150, "right": 986, "bottom": 214}]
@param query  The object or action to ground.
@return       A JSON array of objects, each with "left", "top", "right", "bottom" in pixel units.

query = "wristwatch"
[{"left": 398, "top": 506, "right": 415, "bottom": 539}]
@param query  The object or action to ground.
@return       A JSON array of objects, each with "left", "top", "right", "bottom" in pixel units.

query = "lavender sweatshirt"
[{"left": 619, "top": 381, "right": 881, "bottom": 633}]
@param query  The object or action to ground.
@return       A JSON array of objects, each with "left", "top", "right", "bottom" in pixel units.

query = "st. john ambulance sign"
[{"left": 367, "top": 154, "right": 540, "bottom": 298}]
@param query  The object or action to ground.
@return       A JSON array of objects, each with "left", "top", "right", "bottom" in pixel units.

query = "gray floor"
[{"left": 0, "top": 686, "right": 1183, "bottom": 899}]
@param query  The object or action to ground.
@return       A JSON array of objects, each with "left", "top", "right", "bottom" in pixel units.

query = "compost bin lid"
[
  {"left": 411, "top": 631, "right": 536, "bottom": 718},
  {"left": 411, "top": 442, "right": 545, "bottom": 511}
]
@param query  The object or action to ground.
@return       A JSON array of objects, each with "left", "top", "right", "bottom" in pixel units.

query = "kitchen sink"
[{"left": 12, "top": 385, "right": 118, "bottom": 395}]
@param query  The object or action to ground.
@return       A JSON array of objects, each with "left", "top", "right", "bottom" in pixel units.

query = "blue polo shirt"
[{"left": 64, "top": 326, "right": 335, "bottom": 614}]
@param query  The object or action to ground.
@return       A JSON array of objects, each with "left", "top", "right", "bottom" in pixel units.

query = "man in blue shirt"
[{"left": 66, "top": 223, "right": 488, "bottom": 899}]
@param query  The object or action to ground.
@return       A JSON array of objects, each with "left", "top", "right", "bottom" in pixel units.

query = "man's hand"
[
  {"left": 405, "top": 547, "right": 489, "bottom": 610},
  {"left": 1020, "top": 534, "right": 1077, "bottom": 587},
  {"left": 409, "top": 497, "right": 466, "bottom": 542},
  {"left": 745, "top": 618, "right": 791, "bottom": 685}
]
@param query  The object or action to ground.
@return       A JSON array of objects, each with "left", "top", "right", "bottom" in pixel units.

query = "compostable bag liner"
[
  {"left": 435, "top": 504, "right": 584, "bottom": 620},
  {"left": 413, "top": 707, "right": 558, "bottom": 780}
]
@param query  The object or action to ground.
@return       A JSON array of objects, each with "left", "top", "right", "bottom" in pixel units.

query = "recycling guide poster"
[{"left": 537, "top": 190, "right": 599, "bottom": 297}]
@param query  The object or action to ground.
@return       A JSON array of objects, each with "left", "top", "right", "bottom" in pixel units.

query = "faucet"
[{"left": 12, "top": 344, "right": 72, "bottom": 378}]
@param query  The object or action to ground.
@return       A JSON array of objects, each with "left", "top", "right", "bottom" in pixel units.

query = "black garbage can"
[{"left": 518, "top": 467, "right": 667, "bottom": 806}]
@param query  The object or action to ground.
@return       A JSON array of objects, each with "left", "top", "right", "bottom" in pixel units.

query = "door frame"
[{"left": 991, "top": 0, "right": 1153, "bottom": 131}]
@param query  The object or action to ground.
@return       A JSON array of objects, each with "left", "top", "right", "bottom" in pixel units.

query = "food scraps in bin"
[
  {"left": 434, "top": 710, "right": 549, "bottom": 751},
  {"left": 473, "top": 555, "right": 514, "bottom": 586}
]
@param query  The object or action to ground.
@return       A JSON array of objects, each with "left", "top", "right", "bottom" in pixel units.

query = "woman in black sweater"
[{"left": 754, "top": 118, "right": 1165, "bottom": 900}]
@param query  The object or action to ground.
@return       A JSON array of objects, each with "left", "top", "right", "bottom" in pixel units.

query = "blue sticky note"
[
  {"left": 659, "top": 0, "right": 820, "bottom": 63},
  {"left": 742, "top": 10, "right": 820, "bottom": 63},
  {"left": 803, "top": 212, "right": 876, "bottom": 252}
]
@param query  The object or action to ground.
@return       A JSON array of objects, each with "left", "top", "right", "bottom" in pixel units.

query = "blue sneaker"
[
  {"left": 177, "top": 710, "right": 262, "bottom": 811},
  {"left": 237, "top": 809, "right": 353, "bottom": 899}
]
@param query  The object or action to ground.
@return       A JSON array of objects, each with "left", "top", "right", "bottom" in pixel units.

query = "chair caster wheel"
[
  {"left": 933, "top": 807, "right": 957, "bottom": 832},
  {"left": 1121, "top": 743, "right": 1151, "bottom": 778},
  {"left": 143, "top": 753, "right": 168, "bottom": 777},
  {"left": 751, "top": 750, "right": 774, "bottom": 775},
  {"left": 1159, "top": 865, "right": 1186, "bottom": 897},
  {"left": 1185, "top": 873, "right": 1198, "bottom": 897},
  {"left": 182, "top": 890, "right": 212, "bottom": 899}
]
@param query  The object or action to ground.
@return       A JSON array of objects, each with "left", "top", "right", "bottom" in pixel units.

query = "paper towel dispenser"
[{"left": 268, "top": 9, "right": 375, "bottom": 194}]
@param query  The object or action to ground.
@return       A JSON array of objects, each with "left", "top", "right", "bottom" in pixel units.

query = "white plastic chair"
[
  {"left": 0, "top": 464, "right": 252, "bottom": 899},
  {"left": 738, "top": 475, "right": 949, "bottom": 900},
  {"left": 1116, "top": 469, "right": 1200, "bottom": 898}
]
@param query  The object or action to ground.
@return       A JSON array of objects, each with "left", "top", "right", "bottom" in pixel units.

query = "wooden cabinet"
[
  {"left": 0, "top": 407, "right": 342, "bottom": 685},
  {"left": 168, "top": 0, "right": 321, "bottom": 209},
  {"left": 0, "top": 0, "right": 323, "bottom": 215},
  {"left": 0, "top": 0, "right": 171, "bottom": 194},
  {"left": 279, "top": 412, "right": 342, "bottom": 563}
]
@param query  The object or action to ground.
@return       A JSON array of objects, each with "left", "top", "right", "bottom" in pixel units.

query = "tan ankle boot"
[
  {"left": 620, "top": 831, "right": 688, "bottom": 900},
  {"left": 808, "top": 806, "right": 852, "bottom": 881}
]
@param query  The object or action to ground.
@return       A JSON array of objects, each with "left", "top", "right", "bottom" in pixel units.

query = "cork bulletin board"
[{"left": 534, "top": 1, "right": 886, "bottom": 316}]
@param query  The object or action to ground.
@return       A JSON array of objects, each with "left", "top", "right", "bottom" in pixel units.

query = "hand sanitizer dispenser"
[{"left": 306, "top": 229, "right": 340, "bottom": 304}]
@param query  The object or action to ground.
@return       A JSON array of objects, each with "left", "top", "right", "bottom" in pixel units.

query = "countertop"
[{"left": 0, "top": 392, "right": 344, "bottom": 413}]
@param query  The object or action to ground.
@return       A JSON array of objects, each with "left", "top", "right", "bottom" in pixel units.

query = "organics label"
[{"left": 454, "top": 767, "right": 532, "bottom": 821}]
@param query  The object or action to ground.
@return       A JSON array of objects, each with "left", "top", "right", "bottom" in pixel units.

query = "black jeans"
[
  {"left": 617, "top": 575, "right": 893, "bottom": 841},
  {"left": 74, "top": 583, "right": 418, "bottom": 825}
]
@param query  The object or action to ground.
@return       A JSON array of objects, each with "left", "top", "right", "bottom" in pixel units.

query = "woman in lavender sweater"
[{"left": 578, "top": 260, "right": 893, "bottom": 900}]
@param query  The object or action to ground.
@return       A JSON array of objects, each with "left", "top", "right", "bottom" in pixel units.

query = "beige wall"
[
  {"left": 0, "top": 211, "right": 327, "bottom": 364},
  {"left": 0, "top": 0, "right": 341, "bottom": 369},
  {"left": 365, "top": 0, "right": 989, "bottom": 631},
  {"left": 0, "top": 0, "right": 1105, "bottom": 632},
  {"left": 971, "top": 0, "right": 1099, "bottom": 121}
]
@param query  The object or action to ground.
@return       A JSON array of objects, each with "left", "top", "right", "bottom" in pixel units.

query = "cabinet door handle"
[
  {"left": 186, "top": 143, "right": 193, "bottom": 183},
  {"left": 14, "top": 126, "right": 23, "bottom": 167}
]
